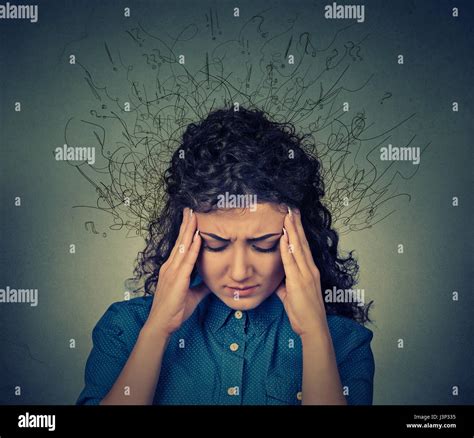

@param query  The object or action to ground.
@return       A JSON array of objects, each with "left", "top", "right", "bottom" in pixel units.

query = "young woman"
[{"left": 77, "top": 106, "right": 374, "bottom": 405}]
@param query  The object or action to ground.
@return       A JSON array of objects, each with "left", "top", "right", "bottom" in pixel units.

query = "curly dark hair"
[{"left": 130, "top": 106, "right": 372, "bottom": 323}]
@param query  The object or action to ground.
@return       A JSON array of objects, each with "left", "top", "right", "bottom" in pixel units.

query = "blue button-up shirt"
[{"left": 77, "top": 289, "right": 374, "bottom": 405}]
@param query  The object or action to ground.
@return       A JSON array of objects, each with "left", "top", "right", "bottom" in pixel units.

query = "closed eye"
[
  {"left": 253, "top": 242, "right": 280, "bottom": 253},
  {"left": 202, "top": 244, "right": 227, "bottom": 252},
  {"left": 203, "top": 242, "right": 279, "bottom": 253}
]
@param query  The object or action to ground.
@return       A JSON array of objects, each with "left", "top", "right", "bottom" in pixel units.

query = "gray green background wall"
[{"left": 0, "top": 0, "right": 472, "bottom": 404}]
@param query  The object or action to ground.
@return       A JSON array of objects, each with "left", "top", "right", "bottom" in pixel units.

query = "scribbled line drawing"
[
  {"left": 0, "top": 334, "right": 47, "bottom": 403},
  {"left": 380, "top": 92, "right": 392, "bottom": 104},
  {"left": 84, "top": 220, "right": 107, "bottom": 237},
  {"left": 84, "top": 220, "right": 99, "bottom": 234},
  {"left": 63, "top": 7, "right": 428, "bottom": 238},
  {"left": 0, "top": 336, "right": 46, "bottom": 365}
]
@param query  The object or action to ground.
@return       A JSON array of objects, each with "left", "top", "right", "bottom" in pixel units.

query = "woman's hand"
[
  {"left": 101, "top": 208, "right": 208, "bottom": 405},
  {"left": 277, "top": 208, "right": 346, "bottom": 404},
  {"left": 276, "top": 208, "right": 328, "bottom": 337},
  {"left": 145, "top": 207, "right": 210, "bottom": 336}
]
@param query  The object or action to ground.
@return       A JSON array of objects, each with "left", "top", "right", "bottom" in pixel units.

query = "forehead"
[{"left": 196, "top": 203, "right": 285, "bottom": 236}]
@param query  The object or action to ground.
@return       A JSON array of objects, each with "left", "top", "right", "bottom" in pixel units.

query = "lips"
[
  {"left": 226, "top": 285, "right": 259, "bottom": 297},
  {"left": 227, "top": 285, "right": 258, "bottom": 290}
]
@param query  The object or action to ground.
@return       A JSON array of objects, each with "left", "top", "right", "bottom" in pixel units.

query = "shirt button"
[
  {"left": 227, "top": 386, "right": 239, "bottom": 396},
  {"left": 229, "top": 342, "right": 239, "bottom": 352},
  {"left": 296, "top": 391, "right": 303, "bottom": 401},
  {"left": 234, "top": 310, "right": 243, "bottom": 319}
]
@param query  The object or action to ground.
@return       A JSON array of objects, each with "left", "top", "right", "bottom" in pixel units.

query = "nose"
[{"left": 228, "top": 244, "right": 253, "bottom": 283}]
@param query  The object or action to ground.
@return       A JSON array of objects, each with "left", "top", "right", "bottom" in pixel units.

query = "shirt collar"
[
  {"left": 201, "top": 292, "right": 283, "bottom": 336},
  {"left": 246, "top": 292, "right": 283, "bottom": 335}
]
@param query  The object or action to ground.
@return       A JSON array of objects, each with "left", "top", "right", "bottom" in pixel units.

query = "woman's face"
[{"left": 195, "top": 203, "right": 286, "bottom": 310}]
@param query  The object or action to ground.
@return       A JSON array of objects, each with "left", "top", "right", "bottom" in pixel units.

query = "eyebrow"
[{"left": 200, "top": 232, "right": 282, "bottom": 243}]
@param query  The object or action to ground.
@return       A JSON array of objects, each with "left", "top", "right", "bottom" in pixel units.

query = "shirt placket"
[{"left": 219, "top": 309, "right": 247, "bottom": 405}]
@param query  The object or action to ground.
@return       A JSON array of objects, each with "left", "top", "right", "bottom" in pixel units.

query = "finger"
[
  {"left": 279, "top": 226, "right": 300, "bottom": 279},
  {"left": 166, "top": 207, "right": 192, "bottom": 269},
  {"left": 159, "top": 224, "right": 200, "bottom": 297},
  {"left": 170, "top": 209, "right": 198, "bottom": 269},
  {"left": 292, "top": 208, "right": 319, "bottom": 274},
  {"left": 284, "top": 211, "right": 312, "bottom": 277},
  {"left": 181, "top": 227, "right": 202, "bottom": 275}
]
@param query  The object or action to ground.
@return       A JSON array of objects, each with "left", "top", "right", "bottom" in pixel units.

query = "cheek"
[
  {"left": 264, "top": 254, "right": 284, "bottom": 276},
  {"left": 197, "top": 251, "right": 225, "bottom": 278},
  {"left": 257, "top": 255, "right": 285, "bottom": 293},
  {"left": 251, "top": 252, "right": 284, "bottom": 279},
  {"left": 268, "top": 255, "right": 285, "bottom": 282},
  {"left": 197, "top": 250, "right": 284, "bottom": 279}
]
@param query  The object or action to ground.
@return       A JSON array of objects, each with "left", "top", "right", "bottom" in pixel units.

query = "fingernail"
[
  {"left": 288, "top": 206, "right": 293, "bottom": 221},
  {"left": 193, "top": 228, "right": 200, "bottom": 241},
  {"left": 190, "top": 208, "right": 193, "bottom": 218},
  {"left": 282, "top": 227, "right": 288, "bottom": 242}
]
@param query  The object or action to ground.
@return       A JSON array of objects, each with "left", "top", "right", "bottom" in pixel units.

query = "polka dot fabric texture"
[{"left": 77, "top": 292, "right": 374, "bottom": 405}]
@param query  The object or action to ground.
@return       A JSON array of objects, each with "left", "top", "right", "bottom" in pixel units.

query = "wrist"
[
  {"left": 299, "top": 320, "right": 331, "bottom": 344},
  {"left": 140, "top": 321, "right": 173, "bottom": 343}
]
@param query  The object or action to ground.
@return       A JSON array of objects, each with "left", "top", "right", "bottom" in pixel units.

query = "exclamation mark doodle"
[
  {"left": 245, "top": 63, "right": 252, "bottom": 88},
  {"left": 209, "top": 8, "right": 215, "bottom": 40},
  {"left": 206, "top": 52, "right": 210, "bottom": 88},
  {"left": 215, "top": 9, "right": 222, "bottom": 36},
  {"left": 104, "top": 42, "right": 117, "bottom": 71}
]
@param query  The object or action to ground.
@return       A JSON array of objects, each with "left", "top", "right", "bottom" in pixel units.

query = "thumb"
[
  {"left": 275, "top": 279, "right": 287, "bottom": 302},
  {"left": 183, "top": 283, "right": 212, "bottom": 320},
  {"left": 189, "top": 282, "right": 212, "bottom": 306}
]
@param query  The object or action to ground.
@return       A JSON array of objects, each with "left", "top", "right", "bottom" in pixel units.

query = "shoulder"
[
  {"left": 327, "top": 315, "right": 375, "bottom": 404},
  {"left": 326, "top": 314, "right": 374, "bottom": 359},
  {"left": 93, "top": 295, "right": 153, "bottom": 340}
]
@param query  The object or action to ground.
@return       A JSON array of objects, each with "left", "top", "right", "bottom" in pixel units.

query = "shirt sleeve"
[
  {"left": 335, "top": 319, "right": 375, "bottom": 405},
  {"left": 76, "top": 302, "right": 131, "bottom": 405}
]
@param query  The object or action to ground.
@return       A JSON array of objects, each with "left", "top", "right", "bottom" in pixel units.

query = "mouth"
[{"left": 226, "top": 285, "right": 259, "bottom": 297}]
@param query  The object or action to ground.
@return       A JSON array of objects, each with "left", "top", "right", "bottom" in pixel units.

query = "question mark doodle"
[{"left": 380, "top": 92, "right": 392, "bottom": 104}]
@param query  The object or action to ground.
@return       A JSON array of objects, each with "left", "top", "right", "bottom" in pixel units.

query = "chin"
[{"left": 214, "top": 292, "right": 269, "bottom": 310}]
